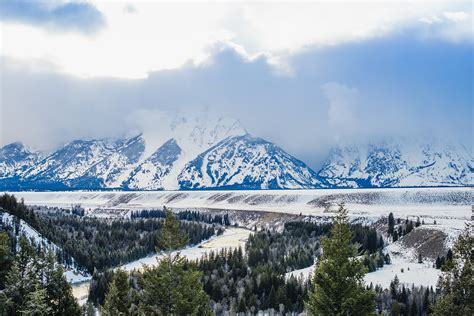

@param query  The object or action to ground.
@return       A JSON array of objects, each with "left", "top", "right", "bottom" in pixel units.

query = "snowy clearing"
[
  {"left": 121, "top": 227, "right": 251, "bottom": 272},
  {"left": 71, "top": 282, "right": 90, "bottom": 306}
]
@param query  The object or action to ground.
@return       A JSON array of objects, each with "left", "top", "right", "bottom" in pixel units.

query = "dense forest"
[
  {"left": 1, "top": 194, "right": 472, "bottom": 315},
  {"left": 0, "top": 194, "right": 222, "bottom": 273},
  {"left": 0, "top": 230, "right": 80, "bottom": 315},
  {"left": 89, "top": 211, "right": 392, "bottom": 314}
]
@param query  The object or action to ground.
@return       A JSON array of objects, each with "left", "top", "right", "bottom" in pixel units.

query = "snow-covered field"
[
  {"left": 286, "top": 253, "right": 441, "bottom": 289},
  {"left": 7, "top": 187, "right": 472, "bottom": 227},
  {"left": 364, "top": 243, "right": 441, "bottom": 289},
  {"left": 71, "top": 282, "right": 90, "bottom": 306},
  {"left": 286, "top": 238, "right": 443, "bottom": 289}
]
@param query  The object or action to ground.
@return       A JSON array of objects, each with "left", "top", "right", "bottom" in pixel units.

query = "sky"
[{"left": 0, "top": 0, "right": 472, "bottom": 169}]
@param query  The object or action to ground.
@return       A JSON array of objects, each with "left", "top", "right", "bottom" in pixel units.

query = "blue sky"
[
  {"left": 0, "top": 0, "right": 105, "bottom": 33},
  {"left": 0, "top": 1, "right": 472, "bottom": 168}
]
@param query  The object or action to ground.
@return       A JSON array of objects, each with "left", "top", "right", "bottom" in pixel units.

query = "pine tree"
[
  {"left": 392, "top": 230, "right": 399, "bottom": 242},
  {"left": 305, "top": 204, "right": 375, "bottom": 315},
  {"left": 139, "top": 208, "right": 212, "bottom": 315},
  {"left": 1, "top": 261, "right": 22, "bottom": 315},
  {"left": 21, "top": 285, "right": 52, "bottom": 316},
  {"left": 433, "top": 224, "right": 473, "bottom": 315},
  {"left": 0, "top": 230, "right": 80, "bottom": 316},
  {"left": 410, "top": 300, "right": 418, "bottom": 316},
  {"left": 50, "top": 263, "right": 81, "bottom": 316},
  {"left": 103, "top": 269, "right": 131, "bottom": 315},
  {"left": 388, "top": 213, "right": 395, "bottom": 236},
  {"left": 0, "top": 231, "right": 12, "bottom": 290}
]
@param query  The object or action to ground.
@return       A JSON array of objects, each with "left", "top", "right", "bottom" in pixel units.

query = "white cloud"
[
  {"left": 0, "top": 1, "right": 471, "bottom": 78},
  {"left": 443, "top": 11, "right": 468, "bottom": 22},
  {"left": 417, "top": 9, "right": 472, "bottom": 43},
  {"left": 321, "top": 82, "right": 359, "bottom": 142}
]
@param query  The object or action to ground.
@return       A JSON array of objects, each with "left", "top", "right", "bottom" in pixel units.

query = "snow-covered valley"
[{"left": 3, "top": 187, "right": 471, "bottom": 305}]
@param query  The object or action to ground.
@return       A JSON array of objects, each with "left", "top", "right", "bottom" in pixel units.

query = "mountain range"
[{"left": 0, "top": 115, "right": 472, "bottom": 190}]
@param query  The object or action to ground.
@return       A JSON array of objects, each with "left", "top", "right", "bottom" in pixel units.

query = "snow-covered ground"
[
  {"left": 5, "top": 187, "right": 470, "bottom": 295},
  {"left": 70, "top": 227, "right": 251, "bottom": 303},
  {"left": 7, "top": 187, "right": 471, "bottom": 227},
  {"left": 364, "top": 255, "right": 440, "bottom": 289},
  {"left": 0, "top": 211, "right": 91, "bottom": 284},
  {"left": 285, "top": 235, "right": 444, "bottom": 289},
  {"left": 285, "top": 265, "right": 315, "bottom": 281},
  {"left": 71, "top": 282, "right": 90, "bottom": 306},
  {"left": 121, "top": 227, "right": 251, "bottom": 272}
]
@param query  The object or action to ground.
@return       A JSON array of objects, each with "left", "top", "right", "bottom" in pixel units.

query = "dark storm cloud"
[{"left": 0, "top": 31, "right": 472, "bottom": 169}]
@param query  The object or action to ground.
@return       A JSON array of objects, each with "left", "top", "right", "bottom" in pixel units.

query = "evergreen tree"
[
  {"left": 0, "top": 231, "right": 12, "bottom": 289},
  {"left": 388, "top": 213, "right": 395, "bottom": 236},
  {"left": 50, "top": 263, "right": 81, "bottom": 316},
  {"left": 433, "top": 224, "right": 473, "bottom": 315},
  {"left": 392, "top": 230, "right": 399, "bottom": 242},
  {"left": 103, "top": 269, "right": 131, "bottom": 315},
  {"left": 0, "top": 231, "right": 80, "bottom": 316},
  {"left": 21, "top": 285, "right": 52, "bottom": 316},
  {"left": 139, "top": 208, "right": 212, "bottom": 315},
  {"left": 409, "top": 300, "right": 418, "bottom": 316},
  {"left": 305, "top": 204, "right": 375, "bottom": 315},
  {"left": 1, "top": 261, "right": 22, "bottom": 315}
]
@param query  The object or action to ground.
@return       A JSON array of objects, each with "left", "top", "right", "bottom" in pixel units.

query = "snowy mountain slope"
[
  {"left": 151, "top": 114, "right": 247, "bottom": 189},
  {"left": 178, "top": 134, "right": 323, "bottom": 189},
  {"left": 90, "top": 134, "right": 146, "bottom": 187},
  {"left": 0, "top": 142, "right": 41, "bottom": 179},
  {"left": 0, "top": 114, "right": 253, "bottom": 190},
  {"left": 124, "top": 139, "right": 182, "bottom": 190},
  {"left": 318, "top": 140, "right": 473, "bottom": 188},
  {"left": 0, "top": 210, "right": 91, "bottom": 282},
  {"left": 0, "top": 115, "right": 472, "bottom": 190},
  {"left": 23, "top": 138, "right": 116, "bottom": 188},
  {"left": 22, "top": 135, "right": 146, "bottom": 189}
]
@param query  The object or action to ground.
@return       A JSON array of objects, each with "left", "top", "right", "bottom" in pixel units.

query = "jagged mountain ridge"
[
  {"left": 178, "top": 134, "right": 322, "bottom": 189},
  {"left": 0, "top": 142, "right": 41, "bottom": 178},
  {"left": 2, "top": 115, "right": 325, "bottom": 190},
  {"left": 317, "top": 140, "right": 473, "bottom": 188},
  {"left": 0, "top": 118, "right": 472, "bottom": 190}
]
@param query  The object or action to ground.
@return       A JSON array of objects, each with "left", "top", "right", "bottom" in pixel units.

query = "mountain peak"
[{"left": 178, "top": 133, "right": 322, "bottom": 190}]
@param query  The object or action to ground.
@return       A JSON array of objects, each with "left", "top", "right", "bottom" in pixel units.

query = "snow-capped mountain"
[
  {"left": 4, "top": 114, "right": 318, "bottom": 190},
  {"left": 317, "top": 139, "right": 473, "bottom": 188},
  {"left": 124, "top": 139, "right": 182, "bottom": 190},
  {"left": 0, "top": 142, "right": 41, "bottom": 179},
  {"left": 0, "top": 116, "right": 472, "bottom": 190},
  {"left": 178, "top": 134, "right": 322, "bottom": 189},
  {"left": 21, "top": 135, "right": 145, "bottom": 189}
]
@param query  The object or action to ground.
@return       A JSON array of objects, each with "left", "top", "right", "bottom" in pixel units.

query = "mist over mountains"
[{"left": 1, "top": 114, "right": 472, "bottom": 191}]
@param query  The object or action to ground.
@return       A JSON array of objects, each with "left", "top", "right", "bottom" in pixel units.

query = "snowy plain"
[{"left": 7, "top": 187, "right": 471, "bottom": 226}]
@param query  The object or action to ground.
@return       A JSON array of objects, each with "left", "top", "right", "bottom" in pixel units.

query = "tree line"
[{"left": 0, "top": 193, "right": 222, "bottom": 274}]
